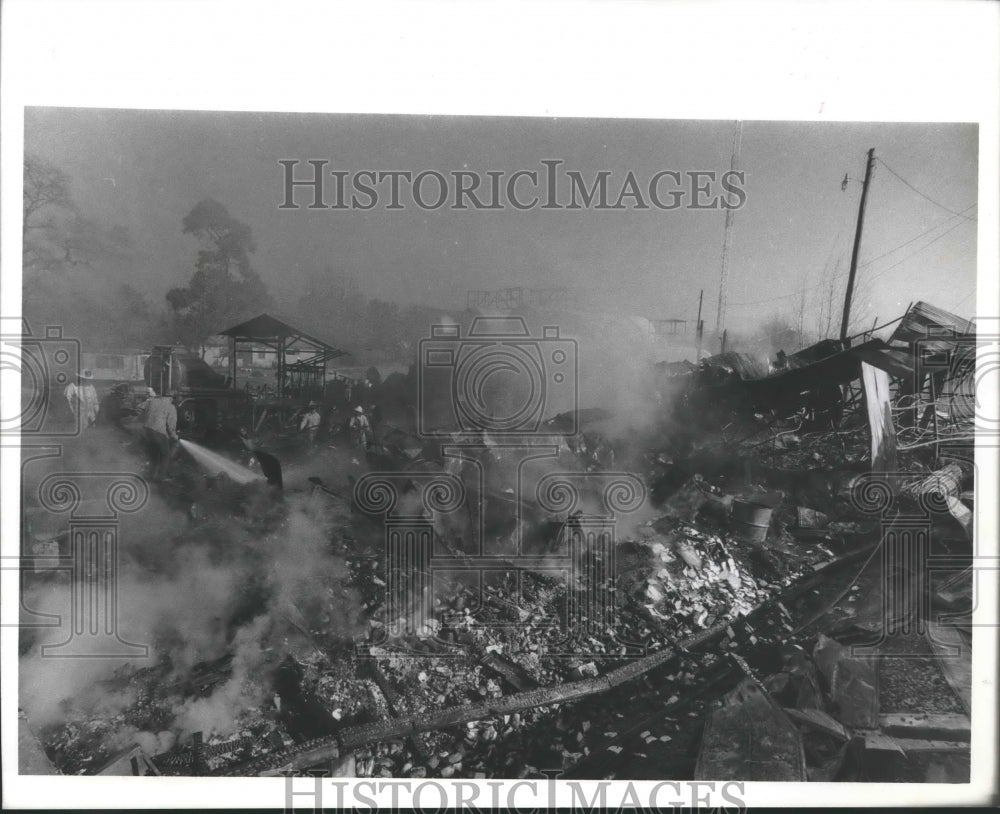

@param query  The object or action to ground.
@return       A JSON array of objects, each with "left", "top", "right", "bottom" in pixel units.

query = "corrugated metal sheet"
[{"left": 890, "top": 301, "right": 975, "bottom": 346}]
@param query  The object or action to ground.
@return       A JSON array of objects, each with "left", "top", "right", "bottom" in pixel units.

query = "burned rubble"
[{"left": 18, "top": 301, "right": 976, "bottom": 784}]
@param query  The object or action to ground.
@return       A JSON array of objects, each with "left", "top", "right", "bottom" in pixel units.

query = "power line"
[
  {"left": 728, "top": 210, "right": 974, "bottom": 310},
  {"left": 875, "top": 158, "right": 977, "bottom": 221},
  {"left": 861, "top": 217, "right": 974, "bottom": 284},
  {"left": 859, "top": 202, "right": 977, "bottom": 267},
  {"left": 726, "top": 181, "right": 855, "bottom": 311},
  {"left": 953, "top": 289, "right": 975, "bottom": 309}
]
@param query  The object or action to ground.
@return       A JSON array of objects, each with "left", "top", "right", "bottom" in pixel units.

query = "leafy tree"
[{"left": 167, "top": 198, "right": 273, "bottom": 351}]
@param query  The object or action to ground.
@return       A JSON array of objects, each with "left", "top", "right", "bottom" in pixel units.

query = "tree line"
[
  {"left": 21, "top": 156, "right": 439, "bottom": 363},
  {"left": 23, "top": 155, "right": 860, "bottom": 365}
]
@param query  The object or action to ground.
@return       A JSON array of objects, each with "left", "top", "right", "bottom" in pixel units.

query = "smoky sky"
[{"left": 25, "top": 108, "right": 978, "bottom": 332}]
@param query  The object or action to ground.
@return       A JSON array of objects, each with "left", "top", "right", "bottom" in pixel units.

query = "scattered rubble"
[{"left": 28, "top": 300, "right": 976, "bottom": 782}]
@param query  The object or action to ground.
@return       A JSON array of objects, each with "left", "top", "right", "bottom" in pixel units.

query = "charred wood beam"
[
  {"left": 879, "top": 712, "right": 970, "bottom": 742},
  {"left": 157, "top": 734, "right": 260, "bottom": 769},
  {"left": 364, "top": 661, "right": 431, "bottom": 760},
  {"left": 479, "top": 651, "right": 540, "bottom": 693},
  {"left": 191, "top": 732, "right": 206, "bottom": 776}
]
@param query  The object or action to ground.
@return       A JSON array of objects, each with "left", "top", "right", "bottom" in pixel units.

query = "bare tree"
[
  {"left": 23, "top": 155, "right": 75, "bottom": 272},
  {"left": 23, "top": 155, "right": 74, "bottom": 233},
  {"left": 818, "top": 257, "right": 843, "bottom": 339},
  {"left": 795, "top": 285, "right": 807, "bottom": 347}
]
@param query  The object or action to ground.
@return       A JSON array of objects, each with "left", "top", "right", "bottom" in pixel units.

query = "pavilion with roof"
[{"left": 219, "top": 313, "right": 347, "bottom": 403}]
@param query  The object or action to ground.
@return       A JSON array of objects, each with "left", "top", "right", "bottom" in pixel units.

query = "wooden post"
[
  {"left": 277, "top": 337, "right": 285, "bottom": 402},
  {"left": 841, "top": 148, "right": 875, "bottom": 346},
  {"left": 229, "top": 336, "right": 237, "bottom": 389},
  {"left": 696, "top": 289, "right": 704, "bottom": 358}
]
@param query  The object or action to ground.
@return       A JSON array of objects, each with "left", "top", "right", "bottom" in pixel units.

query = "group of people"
[
  {"left": 297, "top": 401, "right": 378, "bottom": 451},
  {"left": 65, "top": 369, "right": 384, "bottom": 481},
  {"left": 64, "top": 372, "right": 180, "bottom": 481}
]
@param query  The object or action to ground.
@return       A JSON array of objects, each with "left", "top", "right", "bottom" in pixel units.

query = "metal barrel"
[{"left": 731, "top": 498, "right": 773, "bottom": 543}]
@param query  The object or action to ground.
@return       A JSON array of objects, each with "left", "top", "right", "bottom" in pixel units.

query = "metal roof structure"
[
  {"left": 219, "top": 313, "right": 344, "bottom": 353},
  {"left": 219, "top": 313, "right": 348, "bottom": 400}
]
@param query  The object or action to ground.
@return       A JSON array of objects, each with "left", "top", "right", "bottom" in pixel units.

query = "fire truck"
[{"left": 144, "top": 345, "right": 249, "bottom": 437}]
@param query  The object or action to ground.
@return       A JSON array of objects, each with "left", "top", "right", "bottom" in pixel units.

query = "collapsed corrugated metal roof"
[{"left": 889, "top": 301, "right": 975, "bottom": 348}]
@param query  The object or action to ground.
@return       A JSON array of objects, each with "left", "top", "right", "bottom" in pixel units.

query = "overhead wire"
[
  {"left": 875, "top": 157, "right": 977, "bottom": 221},
  {"left": 860, "top": 217, "right": 974, "bottom": 285},
  {"left": 859, "top": 202, "right": 977, "bottom": 268},
  {"left": 728, "top": 201, "right": 976, "bottom": 310}
]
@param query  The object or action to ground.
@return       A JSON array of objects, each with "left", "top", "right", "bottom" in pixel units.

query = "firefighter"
[
  {"left": 139, "top": 391, "right": 179, "bottom": 481},
  {"left": 299, "top": 402, "right": 321, "bottom": 447},
  {"left": 64, "top": 370, "right": 99, "bottom": 429},
  {"left": 349, "top": 405, "right": 373, "bottom": 450}
]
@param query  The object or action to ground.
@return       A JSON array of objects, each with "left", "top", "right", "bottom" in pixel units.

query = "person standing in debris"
[
  {"left": 771, "top": 349, "right": 789, "bottom": 373},
  {"left": 299, "top": 402, "right": 321, "bottom": 446},
  {"left": 139, "top": 391, "right": 179, "bottom": 481},
  {"left": 349, "top": 405, "right": 373, "bottom": 450},
  {"left": 64, "top": 370, "right": 100, "bottom": 428}
]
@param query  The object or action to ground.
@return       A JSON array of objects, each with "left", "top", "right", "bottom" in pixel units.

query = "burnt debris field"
[{"left": 19, "top": 301, "right": 977, "bottom": 783}]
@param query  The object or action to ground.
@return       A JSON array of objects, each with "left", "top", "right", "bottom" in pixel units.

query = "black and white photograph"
[{"left": 2, "top": 1, "right": 997, "bottom": 809}]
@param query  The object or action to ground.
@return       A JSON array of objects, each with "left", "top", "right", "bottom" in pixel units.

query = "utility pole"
[
  {"left": 695, "top": 289, "right": 704, "bottom": 357},
  {"left": 715, "top": 121, "right": 743, "bottom": 340},
  {"left": 840, "top": 148, "right": 875, "bottom": 346}
]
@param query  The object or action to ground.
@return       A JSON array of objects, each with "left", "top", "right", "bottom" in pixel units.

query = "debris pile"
[{"left": 22, "top": 300, "right": 976, "bottom": 782}]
